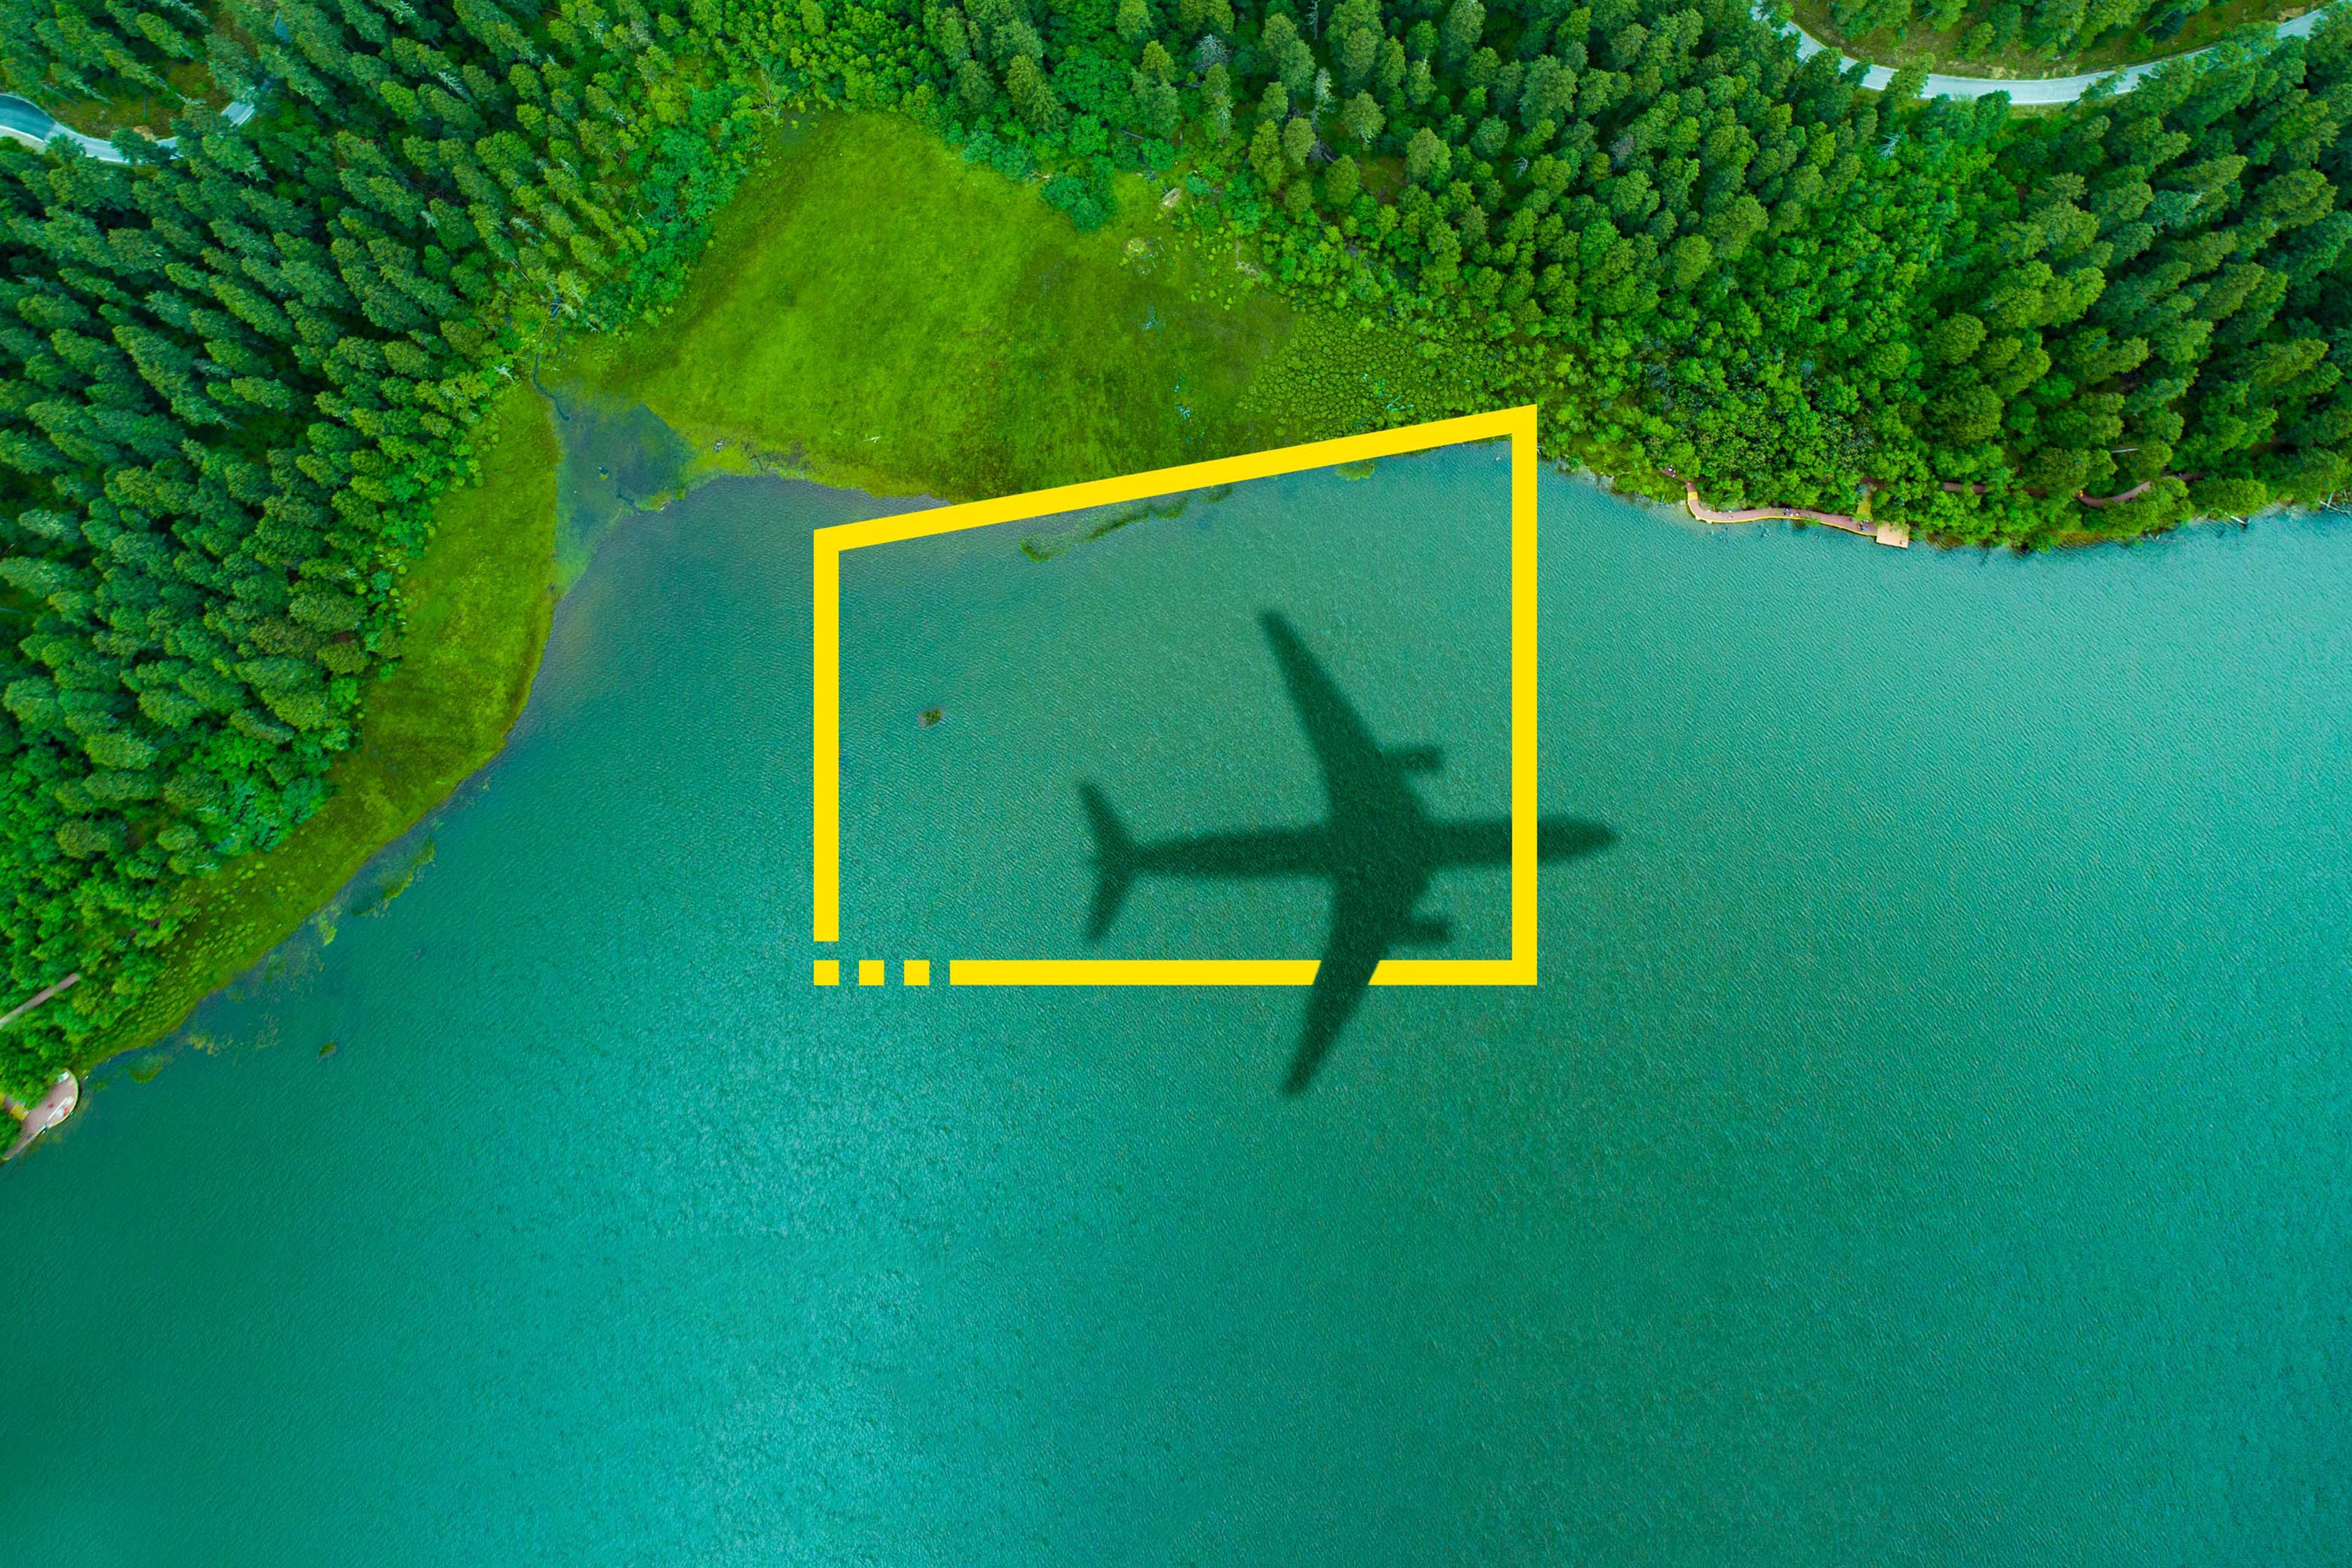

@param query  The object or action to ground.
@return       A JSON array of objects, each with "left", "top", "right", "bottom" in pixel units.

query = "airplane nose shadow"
[{"left": 1078, "top": 610, "right": 1615, "bottom": 1095}]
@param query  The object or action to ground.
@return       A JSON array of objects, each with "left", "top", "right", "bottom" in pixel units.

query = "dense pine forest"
[
  {"left": 1, "top": 0, "right": 2346, "bottom": 1092},
  {"left": 0, "top": 0, "right": 765, "bottom": 1091}
]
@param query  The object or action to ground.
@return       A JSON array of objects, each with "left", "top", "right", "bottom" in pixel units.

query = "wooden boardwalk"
[{"left": 1681, "top": 482, "right": 1910, "bottom": 547}]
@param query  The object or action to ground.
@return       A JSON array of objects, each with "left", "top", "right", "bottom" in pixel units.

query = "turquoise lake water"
[{"left": 2, "top": 452, "right": 2347, "bottom": 1565}]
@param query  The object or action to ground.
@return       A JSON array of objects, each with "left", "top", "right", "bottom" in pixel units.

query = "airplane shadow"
[{"left": 1079, "top": 610, "right": 1615, "bottom": 1095}]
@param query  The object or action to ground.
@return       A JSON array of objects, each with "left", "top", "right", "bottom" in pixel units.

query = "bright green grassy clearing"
[
  {"left": 83, "top": 382, "right": 562, "bottom": 1066},
  {"left": 568, "top": 113, "right": 1502, "bottom": 503},
  {"left": 567, "top": 113, "right": 1313, "bottom": 499}
]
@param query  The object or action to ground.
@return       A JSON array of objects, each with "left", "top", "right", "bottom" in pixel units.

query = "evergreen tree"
[
  {"left": 1325, "top": 153, "right": 1362, "bottom": 206},
  {"left": 1005, "top": 53, "right": 1063, "bottom": 133},
  {"left": 1406, "top": 125, "right": 1450, "bottom": 186},
  {"left": 1250, "top": 116, "right": 1287, "bottom": 190}
]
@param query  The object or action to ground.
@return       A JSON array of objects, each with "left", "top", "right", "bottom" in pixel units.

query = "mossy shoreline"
[
  {"left": 60, "top": 111, "right": 1295, "bottom": 1077},
  {"left": 72, "top": 383, "right": 563, "bottom": 1074}
]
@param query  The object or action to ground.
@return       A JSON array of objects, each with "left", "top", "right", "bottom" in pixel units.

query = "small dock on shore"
[
  {"left": 4, "top": 1072, "right": 78, "bottom": 1161},
  {"left": 1, "top": 971, "right": 85, "bottom": 1161}
]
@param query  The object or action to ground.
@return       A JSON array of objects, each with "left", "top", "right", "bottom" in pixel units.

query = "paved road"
[
  {"left": 0, "top": 13, "right": 281, "bottom": 163},
  {"left": 0, "top": 91, "right": 254, "bottom": 162},
  {"left": 1775, "top": 0, "right": 2340, "bottom": 100}
]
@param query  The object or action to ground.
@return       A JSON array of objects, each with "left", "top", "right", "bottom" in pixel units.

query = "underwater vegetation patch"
[
  {"left": 546, "top": 383, "right": 699, "bottom": 586},
  {"left": 347, "top": 840, "right": 439, "bottom": 921},
  {"left": 1018, "top": 484, "right": 1234, "bottom": 560}
]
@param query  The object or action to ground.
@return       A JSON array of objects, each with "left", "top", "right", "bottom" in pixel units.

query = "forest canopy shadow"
[{"left": 1079, "top": 611, "right": 1614, "bottom": 1095}]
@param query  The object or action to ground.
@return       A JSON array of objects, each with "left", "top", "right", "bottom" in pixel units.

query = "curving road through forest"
[
  {"left": 1776, "top": 0, "right": 2342, "bottom": 100},
  {"left": 0, "top": 92, "right": 253, "bottom": 162}
]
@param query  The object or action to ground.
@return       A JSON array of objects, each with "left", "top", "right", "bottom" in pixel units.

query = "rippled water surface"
[{"left": 2, "top": 452, "right": 2346, "bottom": 1566}]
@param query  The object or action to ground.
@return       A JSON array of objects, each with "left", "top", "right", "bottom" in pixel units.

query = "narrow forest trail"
[{"left": 1773, "top": 0, "right": 2341, "bottom": 100}]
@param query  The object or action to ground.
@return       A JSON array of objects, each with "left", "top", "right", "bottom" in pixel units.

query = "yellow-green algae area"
[{"left": 82, "top": 383, "right": 562, "bottom": 1068}]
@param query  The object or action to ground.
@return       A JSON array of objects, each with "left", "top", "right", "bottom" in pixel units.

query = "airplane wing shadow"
[
  {"left": 1278, "top": 815, "right": 1614, "bottom": 1095},
  {"left": 1080, "top": 611, "right": 1616, "bottom": 1095}
]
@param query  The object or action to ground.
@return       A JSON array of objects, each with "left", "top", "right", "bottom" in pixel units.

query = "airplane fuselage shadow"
[{"left": 1080, "top": 611, "right": 1615, "bottom": 1095}]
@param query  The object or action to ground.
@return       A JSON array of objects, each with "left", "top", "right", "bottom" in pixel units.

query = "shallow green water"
[{"left": 2, "top": 454, "right": 2347, "bottom": 1566}]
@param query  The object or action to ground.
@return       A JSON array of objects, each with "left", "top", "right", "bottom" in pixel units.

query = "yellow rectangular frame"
[{"left": 815, "top": 404, "right": 1540, "bottom": 987}]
